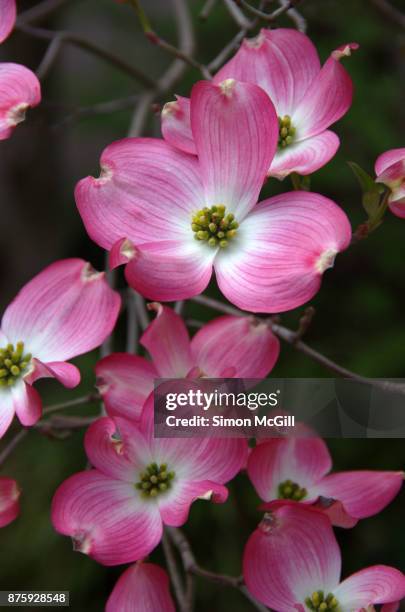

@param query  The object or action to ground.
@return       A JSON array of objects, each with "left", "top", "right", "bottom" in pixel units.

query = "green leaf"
[
  {"left": 362, "top": 190, "right": 381, "bottom": 217},
  {"left": 348, "top": 161, "right": 377, "bottom": 194}
]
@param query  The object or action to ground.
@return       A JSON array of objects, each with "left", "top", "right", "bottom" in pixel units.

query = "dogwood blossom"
[
  {"left": 161, "top": 29, "right": 358, "bottom": 179},
  {"left": 76, "top": 79, "right": 351, "bottom": 312},
  {"left": 247, "top": 436, "right": 403, "bottom": 527},
  {"left": 0, "top": 0, "right": 16, "bottom": 43},
  {"left": 0, "top": 477, "right": 20, "bottom": 527},
  {"left": 375, "top": 148, "right": 405, "bottom": 218},
  {"left": 96, "top": 303, "right": 280, "bottom": 421},
  {"left": 106, "top": 562, "right": 175, "bottom": 612},
  {"left": 243, "top": 502, "right": 405, "bottom": 611},
  {"left": 51, "top": 397, "right": 248, "bottom": 565},
  {"left": 0, "top": 63, "right": 41, "bottom": 140},
  {"left": 0, "top": 259, "right": 121, "bottom": 437}
]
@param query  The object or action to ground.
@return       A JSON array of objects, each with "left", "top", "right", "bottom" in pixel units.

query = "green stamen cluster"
[
  {"left": 278, "top": 115, "right": 296, "bottom": 148},
  {"left": 305, "top": 591, "right": 340, "bottom": 611},
  {"left": 0, "top": 342, "right": 32, "bottom": 388},
  {"left": 277, "top": 479, "right": 307, "bottom": 501},
  {"left": 135, "top": 463, "right": 175, "bottom": 498},
  {"left": 191, "top": 205, "right": 239, "bottom": 248}
]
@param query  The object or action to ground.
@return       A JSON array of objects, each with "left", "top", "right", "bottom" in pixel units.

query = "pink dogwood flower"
[
  {"left": 96, "top": 303, "right": 280, "bottom": 422},
  {"left": 0, "top": 63, "right": 41, "bottom": 140},
  {"left": 51, "top": 397, "right": 248, "bottom": 565},
  {"left": 161, "top": 29, "right": 358, "bottom": 179},
  {"left": 243, "top": 502, "right": 405, "bottom": 611},
  {"left": 247, "top": 436, "right": 403, "bottom": 527},
  {"left": 106, "top": 562, "right": 175, "bottom": 612},
  {"left": 0, "top": 477, "right": 20, "bottom": 527},
  {"left": 0, "top": 0, "right": 16, "bottom": 43},
  {"left": 76, "top": 79, "right": 351, "bottom": 312},
  {"left": 0, "top": 259, "right": 121, "bottom": 437},
  {"left": 375, "top": 148, "right": 405, "bottom": 218}
]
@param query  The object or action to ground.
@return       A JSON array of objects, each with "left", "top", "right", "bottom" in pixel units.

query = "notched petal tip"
[
  {"left": 218, "top": 78, "right": 237, "bottom": 97},
  {"left": 95, "top": 375, "right": 109, "bottom": 395},
  {"left": 146, "top": 301, "right": 163, "bottom": 316},
  {"left": 72, "top": 531, "right": 92, "bottom": 555},
  {"left": 198, "top": 490, "right": 214, "bottom": 501},
  {"left": 244, "top": 31, "right": 266, "bottom": 49},
  {"left": 7, "top": 103, "right": 29, "bottom": 127},
  {"left": 161, "top": 100, "right": 180, "bottom": 117},
  {"left": 109, "top": 238, "right": 137, "bottom": 270},
  {"left": 315, "top": 248, "right": 338, "bottom": 274},
  {"left": 332, "top": 42, "right": 359, "bottom": 61},
  {"left": 97, "top": 163, "right": 114, "bottom": 184},
  {"left": 81, "top": 262, "right": 103, "bottom": 283},
  {"left": 258, "top": 511, "right": 277, "bottom": 534}
]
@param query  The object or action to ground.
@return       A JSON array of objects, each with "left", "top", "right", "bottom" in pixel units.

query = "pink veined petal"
[
  {"left": 376, "top": 159, "right": 405, "bottom": 185},
  {"left": 333, "top": 566, "right": 405, "bottom": 610},
  {"left": 141, "top": 303, "right": 193, "bottom": 377},
  {"left": 109, "top": 237, "right": 136, "bottom": 270},
  {"left": 26, "top": 359, "right": 81, "bottom": 389},
  {"left": 311, "top": 497, "right": 358, "bottom": 529},
  {"left": 1, "top": 259, "right": 121, "bottom": 362},
  {"left": 375, "top": 148, "right": 405, "bottom": 176},
  {"left": 214, "top": 28, "right": 321, "bottom": 116},
  {"left": 161, "top": 95, "right": 196, "bottom": 155},
  {"left": 12, "top": 381, "right": 42, "bottom": 427},
  {"left": 293, "top": 44, "right": 358, "bottom": 140},
  {"left": 124, "top": 240, "right": 215, "bottom": 302},
  {"left": 0, "top": 390, "right": 15, "bottom": 438},
  {"left": 84, "top": 417, "right": 153, "bottom": 482},
  {"left": 190, "top": 315, "right": 280, "bottom": 378},
  {"left": 96, "top": 353, "right": 157, "bottom": 421},
  {"left": 0, "top": 63, "right": 41, "bottom": 140},
  {"left": 247, "top": 437, "right": 332, "bottom": 502},
  {"left": 0, "top": 0, "right": 16, "bottom": 43},
  {"left": 190, "top": 79, "right": 278, "bottom": 220},
  {"left": 75, "top": 138, "right": 204, "bottom": 250},
  {"left": 269, "top": 131, "right": 340, "bottom": 179},
  {"left": 51, "top": 470, "right": 162, "bottom": 566},
  {"left": 214, "top": 191, "right": 352, "bottom": 313},
  {"left": 0, "top": 477, "right": 20, "bottom": 528},
  {"left": 158, "top": 480, "right": 228, "bottom": 527},
  {"left": 243, "top": 503, "right": 341, "bottom": 610},
  {"left": 312, "top": 470, "right": 404, "bottom": 519},
  {"left": 106, "top": 562, "right": 175, "bottom": 612},
  {"left": 389, "top": 193, "right": 405, "bottom": 218}
]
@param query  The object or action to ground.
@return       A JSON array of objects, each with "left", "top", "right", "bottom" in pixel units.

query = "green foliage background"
[{"left": 0, "top": 1, "right": 404, "bottom": 610}]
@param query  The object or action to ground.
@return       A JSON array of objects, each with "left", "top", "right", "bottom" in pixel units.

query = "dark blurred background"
[{"left": 0, "top": 0, "right": 404, "bottom": 610}]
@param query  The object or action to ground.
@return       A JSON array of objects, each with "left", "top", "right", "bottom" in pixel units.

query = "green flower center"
[
  {"left": 277, "top": 479, "right": 307, "bottom": 501},
  {"left": 191, "top": 205, "right": 239, "bottom": 248},
  {"left": 305, "top": 591, "right": 340, "bottom": 611},
  {"left": 0, "top": 342, "right": 32, "bottom": 388},
  {"left": 135, "top": 462, "right": 175, "bottom": 498},
  {"left": 278, "top": 115, "right": 296, "bottom": 148}
]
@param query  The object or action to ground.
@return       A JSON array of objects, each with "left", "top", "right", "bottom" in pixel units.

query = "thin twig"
[
  {"left": 199, "top": 0, "right": 219, "bottom": 20},
  {"left": 18, "top": 0, "right": 68, "bottom": 24},
  {"left": 167, "top": 528, "right": 268, "bottom": 612},
  {"left": 16, "top": 23, "right": 156, "bottom": 88},
  {"left": 369, "top": 0, "right": 405, "bottom": 29},
  {"left": 42, "top": 394, "right": 99, "bottom": 416},
  {"left": 238, "top": 0, "right": 300, "bottom": 22},
  {"left": 222, "top": 0, "right": 252, "bottom": 28},
  {"left": 135, "top": 293, "right": 150, "bottom": 331},
  {"left": 162, "top": 532, "right": 187, "bottom": 611},
  {"left": 278, "top": 0, "right": 306, "bottom": 31},
  {"left": 174, "top": 300, "right": 185, "bottom": 315},
  {"left": 54, "top": 95, "right": 140, "bottom": 128},
  {"left": 126, "top": 290, "right": 139, "bottom": 353},
  {"left": 36, "top": 35, "right": 63, "bottom": 80},
  {"left": 0, "top": 429, "right": 27, "bottom": 466}
]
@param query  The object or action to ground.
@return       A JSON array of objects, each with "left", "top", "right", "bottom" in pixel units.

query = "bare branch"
[
  {"left": 18, "top": 0, "right": 68, "bottom": 24},
  {"left": 0, "top": 429, "right": 27, "bottom": 466},
  {"left": 222, "top": 0, "right": 252, "bottom": 28},
  {"left": 369, "top": 0, "right": 405, "bottom": 29},
  {"left": 200, "top": 0, "right": 219, "bottom": 20},
  {"left": 162, "top": 533, "right": 188, "bottom": 611}
]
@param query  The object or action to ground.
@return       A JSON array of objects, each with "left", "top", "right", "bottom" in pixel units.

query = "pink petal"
[
  {"left": 311, "top": 497, "right": 358, "bottom": 529},
  {"left": 0, "top": 390, "right": 15, "bottom": 438},
  {"left": 190, "top": 315, "right": 280, "bottom": 377},
  {"left": 141, "top": 303, "right": 193, "bottom": 377},
  {"left": 334, "top": 566, "right": 405, "bottom": 610},
  {"left": 269, "top": 131, "right": 340, "bottom": 179},
  {"left": 1, "top": 259, "right": 121, "bottom": 362},
  {"left": 214, "top": 28, "right": 321, "bottom": 116},
  {"left": 75, "top": 138, "right": 204, "bottom": 250},
  {"left": 293, "top": 44, "right": 358, "bottom": 140},
  {"left": 0, "top": 0, "right": 16, "bottom": 43},
  {"left": 158, "top": 480, "right": 228, "bottom": 526},
  {"left": 26, "top": 359, "right": 81, "bottom": 389},
  {"left": 12, "top": 381, "right": 42, "bottom": 427},
  {"left": 106, "top": 562, "right": 175, "bottom": 612},
  {"left": 161, "top": 95, "right": 196, "bottom": 155},
  {"left": 51, "top": 470, "right": 162, "bottom": 566},
  {"left": 243, "top": 503, "right": 341, "bottom": 610},
  {"left": 190, "top": 79, "right": 278, "bottom": 220},
  {"left": 389, "top": 194, "right": 405, "bottom": 218},
  {"left": 0, "top": 477, "right": 20, "bottom": 528},
  {"left": 0, "top": 63, "right": 41, "bottom": 140},
  {"left": 84, "top": 416, "right": 153, "bottom": 482},
  {"left": 247, "top": 437, "right": 332, "bottom": 502},
  {"left": 375, "top": 147, "right": 405, "bottom": 176},
  {"left": 382, "top": 602, "right": 401, "bottom": 612},
  {"left": 214, "top": 191, "right": 352, "bottom": 313},
  {"left": 96, "top": 353, "right": 156, "bottom": 421},
  {"left": 313, "top": 470, "right": 404, "bottom": 519},
  {"left": 124, "top": 240, "right": 215, "bottom": 301},
  {"left": 109, "top": 237, "right": 136, "bottom": 270}
]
